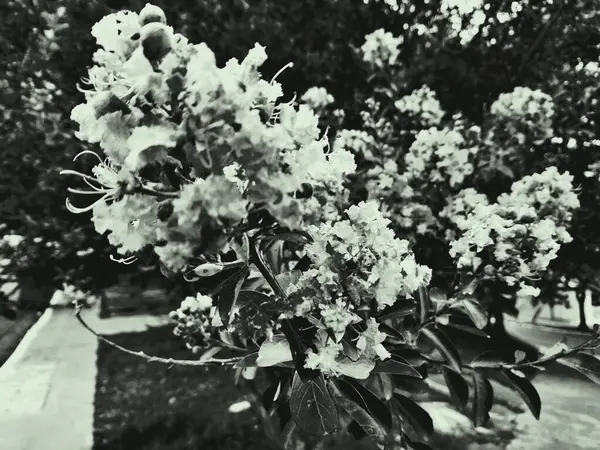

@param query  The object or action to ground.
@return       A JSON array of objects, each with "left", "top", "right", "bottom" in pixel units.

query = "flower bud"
[
  {"left": 139, "top": 3, "right": 167, "bottom": 26},
  {"left": 193, "top": 262, "right": 224, "bottom": 277},
  {"left": 157, "top": 201, "right": 174, "bottom": 221},
  {"left": 141, "top": 22, "right": 173, "bottom": 63}
]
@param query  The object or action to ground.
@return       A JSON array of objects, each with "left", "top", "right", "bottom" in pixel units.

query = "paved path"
[
  {"left": 0, "top": 304, "right": 169, "bottom": 450},
  {"left": 508, "top": 371, "right": 600, "bottom": 450}
]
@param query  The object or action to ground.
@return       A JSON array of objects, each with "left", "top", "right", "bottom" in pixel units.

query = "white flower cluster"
[
  {"left": 395, "top": 85, "right": 445, "bottom": 127},
  {"left": 489, "top": 87, "right": 555, "bottom": 141},
  {"left": 299, "top": 201, "right": 432, "bottom": 309},
  {"left": 67, "top": 4, "right": 356, "bottom": 270},
  {"left": 440, "top": 188, "right": 490, "bottom": 233},
  {"left": 333, "top": 129, "right": 377, "bottom": 159},
  {"left": 170, "top": 293, "right": 218, "bottom": 347},
  {"left": 300, "top": 86, "right": 334, "bottom": 111},
  {"left": 405, "top": 127, "right": 477, "bottom": 187},
  {"left": 440, "top": 0, "right": 486, "bottom": 46},
  {"left": 360, "top": 28, "right": 403, "bottom": 67},
  {"left": 304, "top": 318, "right": 390, "bottom": 379},
  {"left": 449, "top": 167, "right": 579, "bottom": 296}
]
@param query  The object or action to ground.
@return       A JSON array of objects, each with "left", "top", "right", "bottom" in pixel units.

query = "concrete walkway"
[{"left": 0, "top": 304, "right": 169, "bottom": 450}]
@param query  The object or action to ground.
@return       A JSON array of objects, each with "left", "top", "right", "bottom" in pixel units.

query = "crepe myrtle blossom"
[
  {"left": 360, "top": 28, "right": 403, "bottom": 67},
  {"left": 290, "top": 201, "right": 432, "bottom": 310},
  {"left": 65, "top": 3, "right": 357, "bottom": 276},
  {"left": 405, "top": 127, "right": 477, "bottom": 188},
  {"left": 256, "top": 319, "right": 391, "bottom": 380},
  {"left": 395, "top": 85, "right": 445, "bottom": 127},
  {"left": 300, "top": 86, "right": 335, "bottom": 111},
  {"left": 489, "top": 86, "right": 555, "bottom": 142},
  {"left": 169, "top": 293, "right": 217, "bottom": 347},
  {"left": 449, "top": 167, "right": 579, "bottom": 295}
]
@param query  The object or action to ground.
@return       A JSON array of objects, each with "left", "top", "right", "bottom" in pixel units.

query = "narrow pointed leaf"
[
  {"left": 429, "top": 287, "right": 447, "bottom": 303},
  {"left": 472, "top": 370, "right": 494, "bottom": 427},
  {"left": 379, "top": 300, "right": 417, "bottom": 321},
  {"left": 499, "top": 369, "right": 541, "bottom": 420},
  {"left": 442, "top": 366, "right": 469, "bottom": 410},
  {"left": 330, "top": 382, "right": 386, "bottom": 445},
  {"left": 262, "top": 380, "right": 282, "bottom": 412},
  {"left": 421, "top": 327, "right": 462, "bottom": 372},
  {"left": 393, "top": 393, "right": 434, "bottom": 437},
  {"left": 373, "top": 359, "right": 423, "bottom": 378},
  {"left": 217, "top": 267, "right": 249, "bottom": 325},
  {"left": 289, "top": 373, "right": 339, "bottom": 436},
  {"left": 281, "top": 317, "right": 319, "bottom": 380},
  {"left": 557, "top": 352, "right": 600, "bottom": 384},
  {"left": 417, "top": 286, "right": 432, "bottom": 323},
  {"left": 458, "top": 299, "right": 489, "bottom": 329},
  {"left": 335, "top": 378, "right": 392, "bottom": 431}
]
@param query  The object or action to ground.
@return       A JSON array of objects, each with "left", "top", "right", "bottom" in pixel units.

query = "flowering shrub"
[{"left": 64, "top": 4, "right": 600, "bottom": 449}]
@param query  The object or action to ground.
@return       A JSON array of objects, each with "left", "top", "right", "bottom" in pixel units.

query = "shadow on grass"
[
  {"left": 94, "top": 325, "right": 519, "bottom": 450},
  {"left": 93, "top": 325, "right": 275, "bottom": 450},
  {"left": 0, "top": 310, "right": 39, "bottom": 368}
]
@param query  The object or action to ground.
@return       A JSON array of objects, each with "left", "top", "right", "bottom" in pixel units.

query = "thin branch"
[
  {"left": 469, "top": 334, "right": 600, "bottom": 370},
  {"left": 74, "top": 305, "right": 243, "bottom": 366}
]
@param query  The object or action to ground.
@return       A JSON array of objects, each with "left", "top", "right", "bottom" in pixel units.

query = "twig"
[
  {"left": 74, "top": 305, "right": 243, "bottom": 366},
  {"left": 469, "top": 334, "right": 600, "bottom": 370}
]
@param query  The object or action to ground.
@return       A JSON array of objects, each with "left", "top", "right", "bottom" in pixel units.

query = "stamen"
[
  {"left": 270, "top": 62, "right": 293, "bottom": 84},
  {"left": 110, "top": 254, "right": 138, "bottom": 264},
  {"left": 74, "top": 150, "right": 104, "bottom": 164}
]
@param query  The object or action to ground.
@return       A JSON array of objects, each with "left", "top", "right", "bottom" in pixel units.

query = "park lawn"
[
  {"left": 0, "top": 310, "right": 40, "bottom": 368},
  {"left": 94, "top": 326, "right": 517, "bottom": 450}
]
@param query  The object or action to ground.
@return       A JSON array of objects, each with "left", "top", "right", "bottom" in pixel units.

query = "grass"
[
  {"left": 0, "top": 310, "right": 39, "bottom": 368},
  {"left": 94, "top": 326, "right": 518, "bottom": 450}
]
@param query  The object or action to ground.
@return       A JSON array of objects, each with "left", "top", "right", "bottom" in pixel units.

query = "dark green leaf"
[
  {"left": 472, "top": 370, "right": 494, "bottom": 427},
  {"left": 250, "top": 237, "right": 285, "bottom": 297},
  {"left": 373, "top": 359, "right": 423, "bottom": 378},
  {"left": 336, "top": 378, "right": 392, "bottom": 431},
  {"left": 393, "top": 393, "right": 434, "bottom": 437},
  {"left": 375, "top": 373, "right": 395, "bottom": 401},
  {"left": 379, "top": 300, "right": 417, "bottom": 321},
  {"left": 417, "top": 286, "right": 432, "bottom": 323},
  {"left": 557, "top": 352, "right": 600, "bottom": 384},
  {"left": 442, "top": 367, "right": 469, "bottom": 410},
  {"left": 262, "top": 380, "right": 282, "bottom": 412},
  {"left": 347, "top": 420, "right": 368, "bottom": 440},
  {"left": 265, "top": 240, "right": 285, "bottom": 275},
  {"left": 391, "top": 350, "right": 427, "bottom": 366},
  {"left": 429, "top": 287, "right": 447, "bottom": 303},
  {"left": 458, "top": 299, "right": 489, "bottom": 329},
  {"left": 421, "top": 328, "right": 462, "bottom": 372},
  {"left": 498, "top": 369, "right": 541, "bottom": 419},
  {"left": 459, "top": 275, "right": 480, "bottom": 296},
  {"left": 394, "top": 377, "right": 429, "bottom": 395},
  {"left": 379, "top": 323, "right": 407, "bottom": 341},
  {"left": 277, "top": 401, "right": 292, "bottom": 431},
  {"left": 329, "top": 382, "right": 386, "bottom": 445},
  {"left": 237, "top": 289, "right": 272, "bottom": 310},
  {"left": 403, "top": 434, "right": 434, "bottom": 450},
  {"left": 294, "top": 254, "right": 312, "bottom": 272},
  {"left": 289, "top": 373, "right": 339, "bottom": 436},
  {"left": 444, "top": 321, "right": 490, "bottom": 338},
  {"left": 281, "top": 317, "right": 319, "bottom": 381},
  {"left": 218, "top": 267, "right": 249, "bottom": 325},
  {"left": 266, "top": 231, "right": 311, "bottom": 246}
]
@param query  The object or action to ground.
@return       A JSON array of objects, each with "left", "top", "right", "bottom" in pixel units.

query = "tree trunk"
[{"left": 576, "top": 290, "right": 589, "bottom": 331}]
